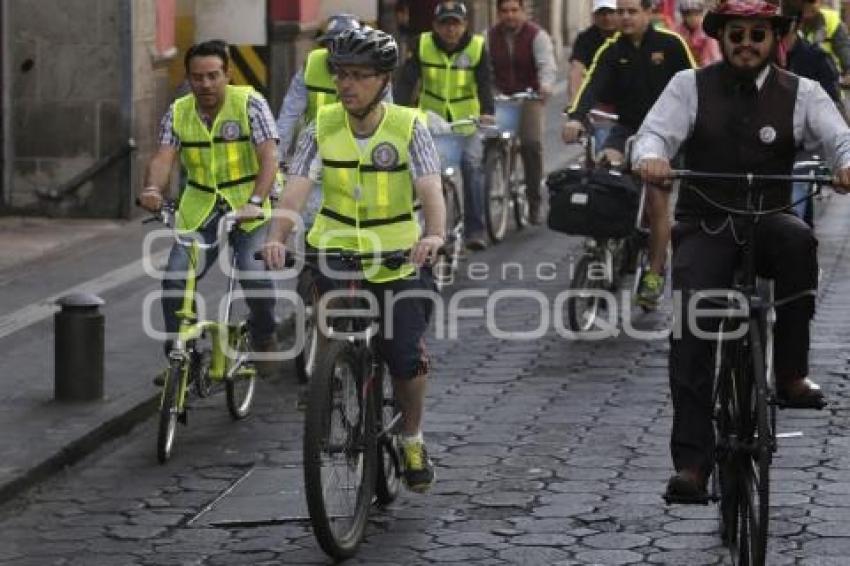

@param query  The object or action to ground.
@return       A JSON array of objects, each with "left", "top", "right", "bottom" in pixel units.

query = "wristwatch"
[{"left": 249, "top": 195, "right": 263, "bottom": 206}]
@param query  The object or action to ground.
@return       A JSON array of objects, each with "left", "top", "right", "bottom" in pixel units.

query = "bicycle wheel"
[
  {"left": 374, "top": 361, "right": 402, "bottom": 505},
  {"left": 295, "top": 269, "right": 321, "bottom": 384},
  {"left": 567, "top": 253, "right": 608, "bottom": 331},
  {"left": 433, "top": 178, "right": 463, "bottom": 290},
  {"left": 510, "top": 145, "right": 529, "bottom": 228},
  {"left": 303, "top": 341, "right": 377, "bottom": 559},
  {"left": 714, "top": 322, "right": 740, "bottom": 546},
  {"left": 226, "top": 323, "right": 257, "bottom": 420},
  {"left": 484, "top": 144, "right": 510, "bottom": 243},
  {"left": 191, "top": 341, "right": 213, "bottom": 398},
  {"left": 157, "top": 358, "right": 186, "bottom": 464}
]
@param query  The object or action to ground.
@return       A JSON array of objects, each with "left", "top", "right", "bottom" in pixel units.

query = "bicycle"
[
  {"left": 431, "top": 119, "right": 471, "bottom": 288},
  {"left": 661, "top": 170, "right": 830, "bottom": 566},
  {"left": 287, "top": 249, "right": 409, "bottom": 559},
  {"left": 483, "top": 90, "right": 541, "bottom": 241},
  {"left": 555, "top": 114, "right": 648, "bottom": 331},
  {"left": 142, "top": 200, "right": 262, "bottom": 463}
]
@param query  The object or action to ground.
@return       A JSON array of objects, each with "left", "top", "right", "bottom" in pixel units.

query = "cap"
[
  {"left": 703, "top": 0, "right": 791, "bottom": 39},
  {"left": 593, "top": 0, "right": 617, "bottom": 12},
  {"left": 435, "top": 1, "right": 468, "bottom": 22}
]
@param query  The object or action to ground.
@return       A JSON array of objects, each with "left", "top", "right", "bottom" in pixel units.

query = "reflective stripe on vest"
[
  {"left": 418, "top": 32, "right": 483, "bottom": 125},
  {"left": 307, "top": 103, "right": 420, "bottom": 282},
  {"left": 304, "top": 48, "right": 338, "bottom": 123},
  {"left": 172, "top": 85, "right": 269, "bottom": 233}
]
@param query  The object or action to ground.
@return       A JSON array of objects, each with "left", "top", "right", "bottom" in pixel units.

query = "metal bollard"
[{"left": 54, "top": 293, "right": 105, "bottom": 402}]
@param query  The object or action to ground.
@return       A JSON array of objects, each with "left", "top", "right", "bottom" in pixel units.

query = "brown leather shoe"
[
  {"left": 664, "top": 468, "right": 708, "bottom": 503},
  {"left": 777, "top": 377, "right": 826, "bottom": 409}
]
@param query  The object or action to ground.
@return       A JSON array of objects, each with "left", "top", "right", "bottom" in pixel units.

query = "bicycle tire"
[
  {"left": 484, "top": 144, "right": 510, "bottom": 243},
  {"left": 510, "top": 145, "right": 529, "bottom": 228},
  {"left": 567, "top": 254, "right": 607, "bottom": 331},
  {"left": 157, "top": 358, "right": 185, "bottom": 464},
  {"left": 226, "top": 323, "right": 256, "bottom": 420},
  {"left": 374, "top": 361, "right": 402, "bottom": 505},
  {"left": 295, "top": 269, "right": 321, "bottom": 384},
  {"left": 434, "top": 178, "right": 463, "bottom": 290},
  {"left": 303, "top": 341, "right": 377, "bottom": 559},
  {"left": 191, "top": 342, "right": 213, "bottom": 398},
  {"left": 714, "top": 321, "right": 739, "bottom": 546}
]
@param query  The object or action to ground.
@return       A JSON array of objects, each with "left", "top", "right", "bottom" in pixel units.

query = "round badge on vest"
[
  {"left": 220, "top": 120, "right": 242, "bottom": 141},
  {"left": 371, "top": 142, "right": 400, "bottom": 171},
  {"left": 454, "top": 53, "right": 472, "bottom": 69},
  {"left": 759, "top": 126, "right": 777, "bottom": 145}
]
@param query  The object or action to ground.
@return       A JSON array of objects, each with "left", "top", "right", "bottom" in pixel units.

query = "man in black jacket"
[{"left": 562, "top": 0, "right": 695, "bottom": 311}]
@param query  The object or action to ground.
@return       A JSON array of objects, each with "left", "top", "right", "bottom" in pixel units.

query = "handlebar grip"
[{"left": 253, "top": 250, "right": 296, "bottom": 268}]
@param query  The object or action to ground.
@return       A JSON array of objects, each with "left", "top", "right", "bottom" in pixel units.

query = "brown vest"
[
  {"left": 678, "top": 63, "right": 799, "bottom": 219},
  {"left": 488, "top": 22, "right": 541, "bottom": 94}
]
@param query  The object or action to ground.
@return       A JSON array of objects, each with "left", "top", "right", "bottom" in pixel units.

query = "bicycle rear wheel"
[
  {"left": 226, "top": 323, "right": 257, "bottom": 420},
  {"left": 157, "top": 358, "right": 186, "bottom": 464},
  {"left": 567, "top": 253, "right": 609, "bottom": 331},
  {"left": 373, "top": 360, "right": 402, "bottom": 505},
  {"left": 303, "top": 341, "right": 377, "bottom": 559},
  {"left": 484, "top": 144, "right": 510, "bottom": 243},
  {"left": 510, "top": 145, "right": 529, "bottom": 228},
  {"left": 434, "top": 178, "right": 463, "bottom": 290}
]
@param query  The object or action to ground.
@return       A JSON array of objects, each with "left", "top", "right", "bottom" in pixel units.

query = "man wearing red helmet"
[{"left": 634, "top": 0, "right": 850, "bottom": 499}]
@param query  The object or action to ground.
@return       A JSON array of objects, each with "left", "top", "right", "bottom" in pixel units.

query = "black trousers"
[{"left": 668, "top": 213, "right": 818, "bottom": 474}]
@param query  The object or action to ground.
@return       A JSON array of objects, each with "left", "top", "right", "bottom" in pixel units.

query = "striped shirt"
[
  {"left": 289, "top": 116, "right": 441, "bottom": 181},
  {"left": 157, "top": 93, "right": 280, "bottom": 148}
]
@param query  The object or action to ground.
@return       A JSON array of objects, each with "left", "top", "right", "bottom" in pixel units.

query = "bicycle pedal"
[
  {"left": 178, "top": 409, "right": 188, "bottom": 425},
  {"left": 774, "top": 397, "right": 828, "bottom": 410},
  {"left": 662, "top": 492, "right": 713, "bottom": 506},
  {"left": 775, "top": 431, "right": 803, "bottom": 439}
]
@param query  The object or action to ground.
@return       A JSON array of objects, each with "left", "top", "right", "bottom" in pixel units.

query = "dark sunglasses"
[{"left": 727, "top": 28, "right": 769, "bottom": 44}]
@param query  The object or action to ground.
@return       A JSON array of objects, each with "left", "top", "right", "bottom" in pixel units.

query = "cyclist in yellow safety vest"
[
  {"left": 139, "top": 40, "right": 280, "bottom": 372},
  {"left": 262, "top": 28, "right": 446, "bottom": 493},
  {"left": 800, "top": 0, "right": 850, "bottom": 81},
  {"left": 395, "top": 0, "right": 496, "bottom": 251}
]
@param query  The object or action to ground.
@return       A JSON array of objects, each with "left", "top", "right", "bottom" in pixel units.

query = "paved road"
[{"left": 3, "top": 90, "right": 850, "bottom": 565}]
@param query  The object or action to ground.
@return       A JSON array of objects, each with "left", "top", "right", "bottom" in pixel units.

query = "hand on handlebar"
[
  {"left": 234, "top": 202, "right": 265, "bottom": 223},
  {"left": 479, "top": 114, "right": 496, "bottom": 127},
  {"left": 411, "top": 235, "right": 444, "bottom": 266},
  {"left": 833, "top": 166, "right": 850, "bottom": 193},
  {"left": 139, "top": 186, "right": 164, "bottom": 212},
  {"left": 637, "top": 157, "right": 674, "bottom": 188},
  {"left": 260, "top": 240, "right": 287, "bottom": 270},
  {"left": 561, "top": 120, "right": 585, "bottom": 144}
]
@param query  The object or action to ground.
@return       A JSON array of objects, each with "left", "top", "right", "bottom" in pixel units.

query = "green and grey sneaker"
[
  {"left": 637, "top": 271, "right": 665, "bottom": 310},
  {"left": 402, "top": 440, "right": 435, "bottom": 493}
]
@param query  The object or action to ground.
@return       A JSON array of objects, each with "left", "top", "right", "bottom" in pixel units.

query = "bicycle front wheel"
[
  {"left": 567, "top": 253, "right": 608, "bottom": 332},
  {"left": 295, "top": 269, "right": 321, "bottom": 384},
  {"left": 374, "top": 361, "right": 402, "bottom": 505},
  {"left": 303, "top": 341, "right": 377, "bottom": 559},
  {"left": 157, "top": 358, "right": 186, "bottom": 464},
  {"left": 226, "top": 324, "right": 257, "bottom": 420},
  {"left": 510, "top": 146, "right": 529, "bottom": 228},
  {"left": 433, "top": 178, "right": 463, "bottom": 290},
  {"left": 484, "top": 145, "right": 510, "bottom": 243}
]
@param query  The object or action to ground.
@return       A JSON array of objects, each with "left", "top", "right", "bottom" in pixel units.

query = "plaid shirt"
[{"left": 157, "top": 92, "right": 280, "bottom": 148}]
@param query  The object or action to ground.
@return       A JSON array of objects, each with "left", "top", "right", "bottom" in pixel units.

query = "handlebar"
[
  {"left": 253, "top": 248, "right": 412, "bottom": 269},
  {"left": 671, "top": 169, "right": 833, "bottom": 185},
  {"left": 495, "top": 90, "right": 541, "bottom": 102},
  {"left": 444, "top": 117, "right": 499, "bottom": 134}
]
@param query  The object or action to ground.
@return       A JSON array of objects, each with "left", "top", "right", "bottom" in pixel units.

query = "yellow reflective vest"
[
  {"left": 304, "top": 48, "right": 338, "bottom": 124},
  {"left": 172, "top": 85, "right": 270, "bottom": 233},
  {"left": 417, "top": 32, "right": 484, "bottom": 124},
  {"left": 308, "top": 103, "right": 420, "bottom": 282},
  {"left": 805, "top": 7, "right": 843, "bottom": 71}
]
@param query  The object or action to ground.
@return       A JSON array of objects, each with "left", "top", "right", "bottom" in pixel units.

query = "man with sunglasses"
[
  {"left": 633, "top": 0, "right": 850, "bottom": 500},
  {"left": 563, "top": 0, "right": 696, "bottom": 312},
  {"left": 263, "top": 28, "right": 445, "bottom": 494}
]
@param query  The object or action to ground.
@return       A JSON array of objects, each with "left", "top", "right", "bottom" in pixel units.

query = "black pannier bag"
[{"left": 546, "top": 167, "right": 640, "bottom": 239}]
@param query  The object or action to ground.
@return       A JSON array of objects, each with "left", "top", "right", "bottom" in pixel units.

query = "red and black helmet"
[{"left": 703, "top": 0, "right": 793, "bottom": 39}]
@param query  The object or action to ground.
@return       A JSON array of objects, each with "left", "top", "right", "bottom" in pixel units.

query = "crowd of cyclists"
[{"left": 138, "top": 0, "right": 850, "bottom": 526}]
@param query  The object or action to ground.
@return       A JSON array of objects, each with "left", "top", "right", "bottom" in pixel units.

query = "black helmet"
[
  {"left": 317, "top": 13, "right": 361, "bottom": 45},
  {"left": 328, "top": 28, "right": 399, "bottom": 73}
]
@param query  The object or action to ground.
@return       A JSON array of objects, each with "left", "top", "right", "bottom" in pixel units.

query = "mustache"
[{"left": 732, "top": 47, "right": 760, "bottom": 57}]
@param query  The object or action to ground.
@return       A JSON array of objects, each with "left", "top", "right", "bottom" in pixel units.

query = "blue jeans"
[
  {"left": 162, "top": 211, "right": 276, "bottom": 343},
  {"left": 461, "top": 131, "right": 485, "bottom": 238}
]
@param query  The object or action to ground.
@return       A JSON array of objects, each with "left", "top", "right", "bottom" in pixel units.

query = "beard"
[{"left": 720, "top": 39, "right": 778, "bottom": 81}]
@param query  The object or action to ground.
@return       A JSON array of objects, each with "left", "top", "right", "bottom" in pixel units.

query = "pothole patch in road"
[{"left": 189, "top": 466, "right": 308, "bottom": 527}]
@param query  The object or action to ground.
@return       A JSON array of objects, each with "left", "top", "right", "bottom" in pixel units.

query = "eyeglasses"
[
  {"left": 333, "top": 69, "right": 380, "bottom": 82},
  {"left": 727, "top": 28, "right": 769, "bottom": 44}
]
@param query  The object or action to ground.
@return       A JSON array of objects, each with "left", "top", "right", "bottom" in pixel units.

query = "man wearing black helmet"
[
  {"left": 263, "top": 28, "right": 445, "bottom": 493},
  {"left": 634, "top": 0, "right": 850, "bottom": 500},
  {"left": 395, "top": 0, "right": 496, "bottom": 251}
]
